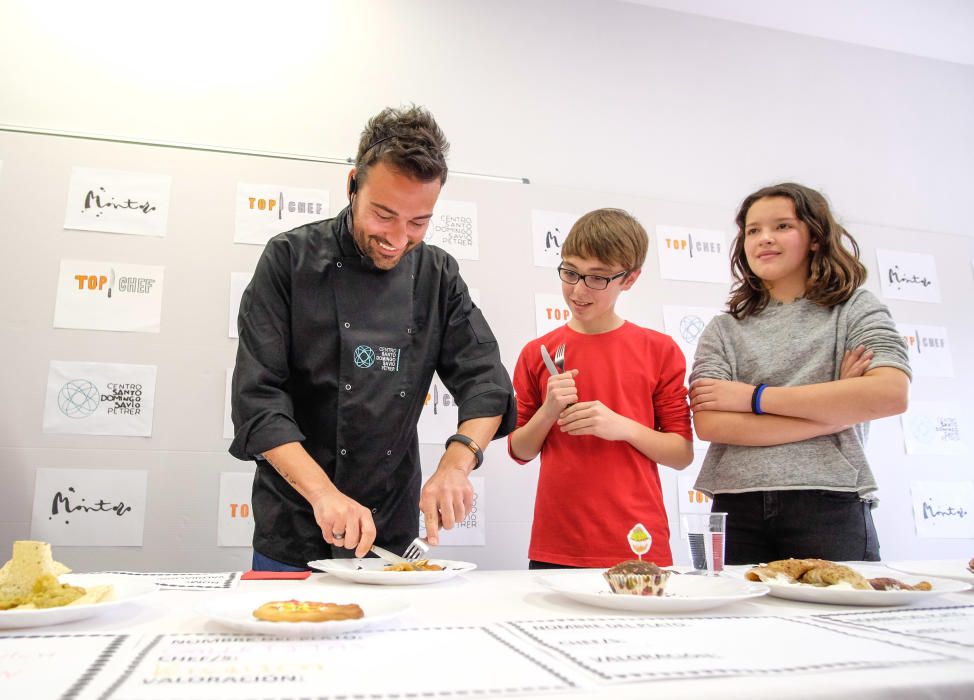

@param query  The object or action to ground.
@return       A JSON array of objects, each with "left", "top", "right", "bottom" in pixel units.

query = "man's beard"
[{"left": 352, "top": 223, "right": 417, "bottom": 270}]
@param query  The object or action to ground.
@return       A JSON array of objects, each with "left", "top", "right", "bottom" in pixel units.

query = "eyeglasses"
[{"left": 557, "top": 266, "right": 629, "bottom": 290}]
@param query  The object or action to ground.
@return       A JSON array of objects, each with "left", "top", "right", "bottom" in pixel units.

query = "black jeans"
[{"left": 712, "top": 490, "right": 880, "bottom": 565}]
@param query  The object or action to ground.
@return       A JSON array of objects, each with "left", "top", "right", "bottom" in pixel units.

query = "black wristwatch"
[{"left": 444, "top": 433, "right": 484, "bottom": 470}]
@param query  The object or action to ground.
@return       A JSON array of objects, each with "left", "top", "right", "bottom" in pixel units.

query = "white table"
[{"left": 2, "top": 564, "right": 973, "bottom": 699}]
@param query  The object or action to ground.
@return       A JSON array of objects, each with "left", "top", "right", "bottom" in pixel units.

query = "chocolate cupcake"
[{"left": 603, "top": 559, "right": 671, "bottom": 596}]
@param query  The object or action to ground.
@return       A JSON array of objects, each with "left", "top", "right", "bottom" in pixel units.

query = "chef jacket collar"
[{"left": 336, "top": 206, "right": 378, "bottom": 270}]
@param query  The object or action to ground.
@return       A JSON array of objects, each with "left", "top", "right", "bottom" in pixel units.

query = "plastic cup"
[{"left": 683, "top": 512, "right": 727, "bottom": 574}]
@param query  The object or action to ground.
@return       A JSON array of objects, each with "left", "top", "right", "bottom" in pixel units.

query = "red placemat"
[{"left": 240, "top": 570, "right": 311, "bottom": 580}]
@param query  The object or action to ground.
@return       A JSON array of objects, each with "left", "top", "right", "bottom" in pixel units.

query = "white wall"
[{"left": 1, "top": 0, "right": 972, "bottom": 571}]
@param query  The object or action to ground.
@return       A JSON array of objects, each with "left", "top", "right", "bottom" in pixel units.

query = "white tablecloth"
[{"left": 2, "top": 563, "right": 973, "bottom": 699}]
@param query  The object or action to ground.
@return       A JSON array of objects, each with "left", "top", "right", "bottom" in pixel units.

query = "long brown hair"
[{"left": 727, "top": 183, "right": 866, "bottom": 319}]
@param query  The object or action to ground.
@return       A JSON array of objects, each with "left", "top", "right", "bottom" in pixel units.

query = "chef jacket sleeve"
[
  {"left": 229, "top": 236, "right": 307, "bottom": 460},
  {"left": 436, "top": 257, "right": 517, "bottom": 439}
]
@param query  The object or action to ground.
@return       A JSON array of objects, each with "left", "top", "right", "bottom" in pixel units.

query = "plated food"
[
  {"left": 745, "top": 558, "right": 930, "bottom": 591},
  {"left": 198, "top": 593, "right": 408, "bottom": 637},
  {"left": 384, "top": 560, "right": 444, "bottom": 572},
  {"left": 0, "top": 540, "right": 112, "bottom": 611},
  {"left": 541, "top": 570, "right": 768, "bottom": 613},
  {"left": 309, "top": 558, "right": 476, "bottom": 585},
  {"left": 603, "top": 559, "right": 671, "bottom": 596},
  {"left": 253, "top": 600, "right": 364, "bottom": 622},
  {"left": 743, "top": 558, "right": 969, "bottom": 606}
]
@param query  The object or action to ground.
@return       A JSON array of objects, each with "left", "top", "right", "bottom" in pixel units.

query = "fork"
[
  {"left": 403, "top": 536, "right": 431, "bottom": 561},
  {"left": 553, "top": 343, "right": 576, "bottom": 407},
  {"left": 553, "top": 343, "right": 566, "bottom": 373}
]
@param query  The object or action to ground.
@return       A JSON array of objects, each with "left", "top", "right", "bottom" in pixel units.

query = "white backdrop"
[{"left": 1, "top": 0, "right": 972, "bottom": 571}]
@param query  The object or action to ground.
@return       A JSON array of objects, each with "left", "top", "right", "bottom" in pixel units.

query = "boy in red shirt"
[{"left": 509, "top": 208, "right": 693, "bottom": 568}]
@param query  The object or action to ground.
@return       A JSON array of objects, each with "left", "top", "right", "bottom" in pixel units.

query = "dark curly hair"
[
  {"left": 355, "top": 104, "right": 450, "bottom": 186},
  {"left": 727, "top": 182, "right": 866, "bottom": 319}
]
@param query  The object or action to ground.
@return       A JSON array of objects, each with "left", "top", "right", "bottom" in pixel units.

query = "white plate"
[
  {"left": 309, "top": 558, "right": 476, "bottom": 585},
  {"left": 539, "top": 571, "right": 769, "bottom": 613},
  {"left": 0, "top": 573, "right": 157, "bottom": 629},
  {"left": 197, "top": 593, "right": 408, "bottom": 637},
  {"left": 759, "top": 566, "right": 971, "bottom": 606},
  {"left": 886, "top": 560, "right": 974, "bottom": 585}
]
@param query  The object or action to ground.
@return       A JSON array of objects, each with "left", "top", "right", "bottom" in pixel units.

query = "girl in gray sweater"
[{"left": 688, "top": 183, "right": 910, "bottom": 564}]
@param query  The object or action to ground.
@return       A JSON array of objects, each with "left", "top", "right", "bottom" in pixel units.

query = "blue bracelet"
[{"left": 752, "top": 383, "right": 768, "bottom": 415}]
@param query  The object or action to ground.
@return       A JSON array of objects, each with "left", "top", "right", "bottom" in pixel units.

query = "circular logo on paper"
[
  {"left": 58, "top": 379, "right": 100, "bottom": 418},
  {"left": 680, "top": 315, "right": 705, "bottom": 344},
  {"left": 353, "top": 345, "right": 376, "bottom": 369}
]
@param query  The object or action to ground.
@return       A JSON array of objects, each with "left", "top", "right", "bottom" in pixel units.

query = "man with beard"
[{"left": 230, "top": 106, "right": 515, "bottom": 571}]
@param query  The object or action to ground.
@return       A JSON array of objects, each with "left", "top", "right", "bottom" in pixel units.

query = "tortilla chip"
[
  {"left": 0, "top": 541, "right": 73, "bottom": 608},
  {"left": 67, "top": 585, "right": 113, "bottom": 606}
]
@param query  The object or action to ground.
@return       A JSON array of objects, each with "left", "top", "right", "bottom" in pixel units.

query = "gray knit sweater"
[{"left": 689, "top": 288, "right": 911, "bottom": 497}]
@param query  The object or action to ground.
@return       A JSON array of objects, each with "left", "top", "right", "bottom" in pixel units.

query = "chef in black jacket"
[{"left": 230, "top": 106, "right": 516, "bottom": 570}]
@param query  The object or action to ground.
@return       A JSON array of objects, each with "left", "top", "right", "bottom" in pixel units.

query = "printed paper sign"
[
  {"left": 676, "top": 454, "right": 712, "bottom": 519},
  {"left": 0, "top": 635, "right": 123, "bottom": 700},
  {"left": 419, "top": 476, "right": 485, "bottom": 546},
  {"left": 532, "top": 209, "right": 579, "bottom": 268},
  {"left": 224, "top": 368, "right": 235, "bottom": 439},
  {"left": 228, "top": 272, "right": 252, "bottom": 338},
  {"left": 101, "top": 627, "right": 577, "bottom": 700},
  {"left": 509, "top": 616, "right": 947, "bottom": 682},
  {"left": 910, "top": 481, "right": 974, "bottom": 538},
  {"left": 897, "top": 323, "right": 954, "bottom": 377},
  {"left": 656, "top": 225, "right": 730, "bottom": 284},
  {"left": 94, "top": 571, "right": 240, "bottom": 589},
  {"left": 822, "top": 607, "right": 974, "bottom": 649},
  {"left": 418, "top": 372, "right": 459, "bottom": 445},
  {"left": 535, "top": 292, "right": 571, "bottom": 336},
  {"left": 31, "top": 468, "right": 148, "bottom": 546},
  {"left": 901, "top": 401, "right": 968, "bottom": 456},
  {"left": 234, "top": 182, "right": 329, "bottom": 245},
  {"left": 662, "top": 304, "right": 720, "bottom": 378},
  {"left": 53, "top": 259, "right": 164, "bottom": 333},
  {"left": 218, "top": 470, "right": 256, "bottom": 547},
  {"left": 426, "top": 199, "right": 478, "bottom": 260},
  {"left": 876, "top": 249, "right": 941, "bottom": 303},
  {"left": 64, "top": 166, "right": 171, "bottom": 237},
  {"left": 43, "top": 361, "right": 157, "bottom": 436}
]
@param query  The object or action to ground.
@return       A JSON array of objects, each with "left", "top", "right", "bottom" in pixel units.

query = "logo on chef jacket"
[
  {"left": 244, "top": 189, "right": 326, "bottom": 221},
  {"left": 663, "top": 231, "right": 723, "bottom": 259},
  {"left": 354, "top": 345, "right": 376, "bottom": 368},
  {"left": 73, "top": 268, "right": 155, "bottom": 299},
  {"left": 352, "top": 344, "right": 401, "bottom": 372}
]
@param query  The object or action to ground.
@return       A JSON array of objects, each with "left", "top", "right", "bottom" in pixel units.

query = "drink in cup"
[{"left": 683, "top": 512, "right": 727, "bottom": 574}]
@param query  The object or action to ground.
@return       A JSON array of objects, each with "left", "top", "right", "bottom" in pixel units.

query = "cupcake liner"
[{"left": 603, "top": 570, "right": 671, "bottom": 596}]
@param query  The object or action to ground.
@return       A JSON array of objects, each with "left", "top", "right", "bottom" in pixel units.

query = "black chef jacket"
[{"left": 230, "top": 207, "right": 516, "bottom": 567}]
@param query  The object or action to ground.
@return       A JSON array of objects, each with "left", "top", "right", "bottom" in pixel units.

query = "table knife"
[{"left": 540, "top": 344, "right": 560, "bottom": 376}]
